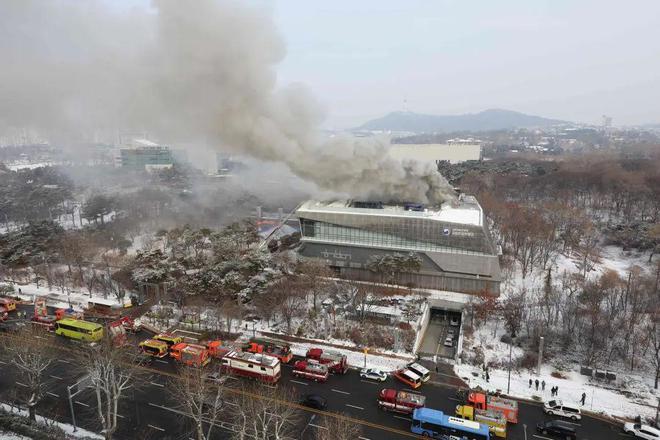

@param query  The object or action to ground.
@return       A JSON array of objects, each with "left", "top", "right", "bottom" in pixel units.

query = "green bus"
[{"left": 54, "top": 318, "right": 104, "bottom": 342}]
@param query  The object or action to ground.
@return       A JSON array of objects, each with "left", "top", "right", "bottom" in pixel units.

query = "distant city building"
[
  {"left": 215, "top": 152, "right": 243, "bottom": 175},
  {"left": 117, "top": 138, "right": 185, "bottom": 171},
  {"left": 388, "top": 142, "right": 482, "bottom": 165},
  {"left": 296, "top": 195, "right": 500, "bottom": 295}
]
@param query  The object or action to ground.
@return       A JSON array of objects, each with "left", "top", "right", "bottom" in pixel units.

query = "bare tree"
[
  {"left": 296, "top": 259, "right": 333, "bottom": 312},
  {"left": 80, "top": 339, "right": 138, "bottom": 439},
  {"left": 169, "top": 366, "right": 224, "bottom": 440},
  {"left": 228, "top": 384, "right": 301, "bottom": 440},
  {"left": 314, "top": 413, "right": 362, "bottom": 440},
  {"left": 3, "top": 327, "right": 56, "bottom": 421}
]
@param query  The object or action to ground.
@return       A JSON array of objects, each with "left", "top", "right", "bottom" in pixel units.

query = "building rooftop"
[{"left": 297, "top": 195, "right": 483, "bottom": 227}]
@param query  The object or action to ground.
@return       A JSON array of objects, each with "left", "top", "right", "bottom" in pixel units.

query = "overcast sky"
[
  {"left": 108, "top": 0, "right": 660, "bottom": 128},
  {"left": 269, "top": 0, "right": 660, "bottom": 128}
]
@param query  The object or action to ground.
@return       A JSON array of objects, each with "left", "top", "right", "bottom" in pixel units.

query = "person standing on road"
[
  {"left": 529, "top": 378, "right": 532, "bottom": 388},
  {"left": 541, "top": 380, "right": 545, "bottom": 391},
  {"left": 555, "top": 385, "right": 559, "bottom": 396},
  {"left": 535, "top": 379, "right": 539, "bottom": 391},
  {"left": 581, "top": 392, "right": 586, "bottom": 405}
]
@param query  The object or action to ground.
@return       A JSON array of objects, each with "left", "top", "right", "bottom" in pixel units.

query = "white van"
[
  {"left": 406, "top": 362, "right": 431, "bottom": 382},
  {"left": 543, "top": 400, "right": 582, "bottom": 421}
]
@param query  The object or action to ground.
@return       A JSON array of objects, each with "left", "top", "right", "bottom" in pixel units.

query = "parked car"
[
  {"left": 300, "top": 394, "right": 327, "bottom": 410},
  {"left": 623, "top": 422, "right": 660, "bottom": 440},
  {"left": 450, "top": 316, "right": 460, "bottom": 326},
  {"left": 536, "top": 420, "right": 577, "bottom": 440},
  {"left": 447, "top": 328, "right": 455, "bottom": 337},
  {"left": 443, "top": 336, "right": 454, "bottom": 347},
  {"left": 360, "top": 368, "right": 388, "bottom": 382},
  {"left": 543, "top": 400, "right": 582, "bottom": 420}
]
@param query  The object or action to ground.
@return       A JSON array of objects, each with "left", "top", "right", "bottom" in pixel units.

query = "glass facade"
[{"left": 300, "top": 215, "right": 494, "bottom": 256}]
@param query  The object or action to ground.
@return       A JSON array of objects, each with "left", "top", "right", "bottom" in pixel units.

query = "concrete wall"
[{"left": 413, "top": 303, "right": 430, "bottom": 354}]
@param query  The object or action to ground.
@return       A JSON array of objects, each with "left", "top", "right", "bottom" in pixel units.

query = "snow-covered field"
[
  {"left": 0, "top": 403, "right": 102, "bottom": 439},
  {"left": 460, "top": 244, "right": 659, "bottom": 421}
]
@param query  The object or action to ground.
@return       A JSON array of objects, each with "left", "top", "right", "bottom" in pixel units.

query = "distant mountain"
[{"left": 357, "top": 109, "right": 568, "bottom": 133}]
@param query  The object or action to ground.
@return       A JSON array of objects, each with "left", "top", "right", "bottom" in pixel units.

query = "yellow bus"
[{"left": 55, "top": 318, "right": 104, "bottom": 342}]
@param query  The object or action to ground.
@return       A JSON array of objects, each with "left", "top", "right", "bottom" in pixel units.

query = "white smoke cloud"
[{"left": 0, "top": 0, "right": 454, "bottom": 204}]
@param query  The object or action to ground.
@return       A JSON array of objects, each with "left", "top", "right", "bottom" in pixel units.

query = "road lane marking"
[
  {"left": 448, "top": 397, "right": 461, "bottom": 401},
  {"left": 359, "top": 437, "right": 371, "bottom": 440},
  {"left": 114, "top": 413, "right": 125, "bottom": 419},
  {"left": 15, "top": 382, "right": 28, "bottom": 388},
  {"left": 154, "top": 359, "right": 169, "bottom": 364},
  {"left": 533, "top": 436, "right": 553, "bottom": 440},
  {"left": 149, "top": 381, "right": 165, "bottom": 387},
  {"left": 50, "top": 375, "right": 63, "bottom": 380},
  {"left": 57, "top": 359, "right": 71, "bottom": 364},
  {"left": 345, "top": 404, "right": 364, "bottom": 410},
  {"left": 47, "top": 392, "right": 60, "bottom": 398},
  {"left": 309, "top": 423, "right": 328, "bottom": 430},
  {"left": 290, "top": 380, "right": 308, "bottom": 386},
  {"left": 148, "top": 424, "right": 165, "bottom": 432},
  {"left": 393, "top": 416, "right": 410, "bottom": 421},
  {"left": 75, "top": 400, "right": 90, "bottom": 407},
  {"left": 360, "top": 380, "right": 381, "bottom": 385},
  {"left": 331, "top": 388, "right": 350, "bottom": 395}
]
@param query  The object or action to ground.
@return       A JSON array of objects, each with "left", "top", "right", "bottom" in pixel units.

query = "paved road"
[{"left": 0, "top": 307, "right": 635, "bottom": 439}]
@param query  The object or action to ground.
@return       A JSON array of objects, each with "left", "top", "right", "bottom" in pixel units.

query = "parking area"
[{"left": 418, "top": 308, "right": 462, "bottom": 359}]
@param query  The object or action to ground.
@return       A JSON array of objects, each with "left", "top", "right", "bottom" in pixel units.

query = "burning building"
[{"left": 296, "top": 195, "right": 500, "bottom": 295}]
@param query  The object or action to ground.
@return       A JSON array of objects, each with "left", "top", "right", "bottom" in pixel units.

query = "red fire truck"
[
  {"left": 220, "top": 350, "right": 281, "bottom": 383},
  {"left": 292, "top": 360, "right": 329, "bottom": 382},
  {"left": 306, "top": 348, "right": 349, "bottom": 374},
  {"left": 170, "top": 343, "right": 211, "bottom": 367},
  {"left": 378, "top": 388, "right": 426, "bottom": 414},
  {"left": 242, "top": 338, "right": 293, "bottom": 364}
]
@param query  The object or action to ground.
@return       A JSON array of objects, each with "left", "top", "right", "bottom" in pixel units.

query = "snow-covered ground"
[
  {"left": 456, "top": 362, "right": 657, "bottom": 421},
  {"left": 461, "top": 244, "right": 659, "bottom": 421},
  {"left": 0, "top": 403, "right": 102, "bottom": 439},
  {"left": 0, "top": 432, "right": 32, "bottom": 440},
  {"left": 2, "top": 281, "right": 130, "bottom": 311}
]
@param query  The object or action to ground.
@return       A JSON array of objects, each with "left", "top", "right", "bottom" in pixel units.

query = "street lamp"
[{"left": 507, "top": 330, "right": 516, "bottom": 394}]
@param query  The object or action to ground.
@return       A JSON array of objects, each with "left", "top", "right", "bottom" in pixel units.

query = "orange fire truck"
[
  {"left": 170, "top": 343, "right": 211, "bottom": 367},
  {"left": 292, "top": 359, "right": 329, "bottom": 382},
  {"left": 393, "top": 367, "right": 423, "bottom": 389},
  {"left": 31, "top": 297, "right": 58, "bottom": 330},
  {"left": 306, "top": 348, "right": 349, "bottom": 374},
  {"left": 153, "top": 333, "right": 183, "bottom": 348},
  {"left": 243, "top": 338, "right": 293, "bottom": 363},
  {"left": 466, "top": 392, "right": 519, "bottom": 424},
  {"left": 206, "top": 340, "right": 232, "bottom": 359},
  {"left": 378, "top": 388, "right": 426, "bottom": 414},
  {"left": 220, "top": 350, "right": 281, "bottom": 383}
]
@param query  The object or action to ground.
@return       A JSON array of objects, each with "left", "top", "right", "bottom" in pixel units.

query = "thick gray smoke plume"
[{"left": 0, "top": 0, "right": 454, "bottom": 204}]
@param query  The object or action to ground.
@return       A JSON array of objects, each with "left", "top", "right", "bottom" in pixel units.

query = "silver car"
[{"left": 360, "top": 368, "right": 388, "bottom": 382}]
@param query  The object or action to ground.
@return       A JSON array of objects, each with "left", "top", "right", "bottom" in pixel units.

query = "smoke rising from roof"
[{"left": 0, "top": 0, "right": 454, "bottom": 204}]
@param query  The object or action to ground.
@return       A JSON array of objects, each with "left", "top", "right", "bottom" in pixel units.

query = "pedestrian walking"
[
  {"left": 541, "top": 380, "right": 545, "bottom": 391},
  {"left": 529, "top": 378, "right": 532, "bottom": 388},
  {"left": 550, "top": 386, "right": 555, "bottom": 396},
  {"left": 535, "top": 379, "right": 539, "bottom": 391},
  {"left": 580, "top": 392, "right": 586, "bottom": 405},
  {"left": 555, "top": 385, "right": 559, "bottom": 396},
  {"left": 18, "top": 288, "right": 22, "bottom": 294},
  {"left": 486, "top": 371, "right": 490, "bottom": 382}
]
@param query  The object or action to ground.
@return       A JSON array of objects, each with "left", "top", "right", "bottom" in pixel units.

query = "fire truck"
[
  {"left": 306, "top": 348, "right": 349, "bottom": 374},
  {"left": 139, "top": 339, "right": 169, "bottom": 358},
  {"left": 206, "top": 340, "right": 232, "bottom": 359},
  {"left": 456, "top": 405, "right": 507, "bottom": 438},
  {"left": 466, "top": 392, "right": 518, "bottom": 424},
  {"left": 116, "top": 316, "right": 141, "bottom": 333},
  {"left": 220, "top": 350, "right": 281, "bottom": 383},
  {"left": 31, "top": 297, "right": 58, "bottom": 330},
  {"left": 108, "top": 318, "right": 128, "bottom": 347},
  {"left": 170, "top": 343, "right": 211, "bottom": 367},
  {"left": 292, "top": 360, "right": 329, "bottom": 382},
  {"left": 0, "top": 298, "right": 17, "bottom": 312},
  {"left": 378, "top": 388, "right": 426, "bottom": 414},
  {"left": 393, "top": 368, "right": 423, "bottom": 389},
  {"left": 243, "top": 338, "right": 293, "bottom": 363},
  {"left": 153, "top": 333, "right": 183, "bottom": 348}
]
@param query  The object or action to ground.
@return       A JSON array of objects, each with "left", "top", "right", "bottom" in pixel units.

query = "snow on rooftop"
[
  {"left": 297, "top": 196, "right": 483, "bottom": 227},
  {"left": 132, "top": 138, "right": 160, "bottom": 147}
]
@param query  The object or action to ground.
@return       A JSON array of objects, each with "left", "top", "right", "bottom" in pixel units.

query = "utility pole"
[
  {"left": 507, "top": 341, "right": 513, "bottom": 394},
  {"left": 537, "top": 336, "right": 544, "bottom": 376}
]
